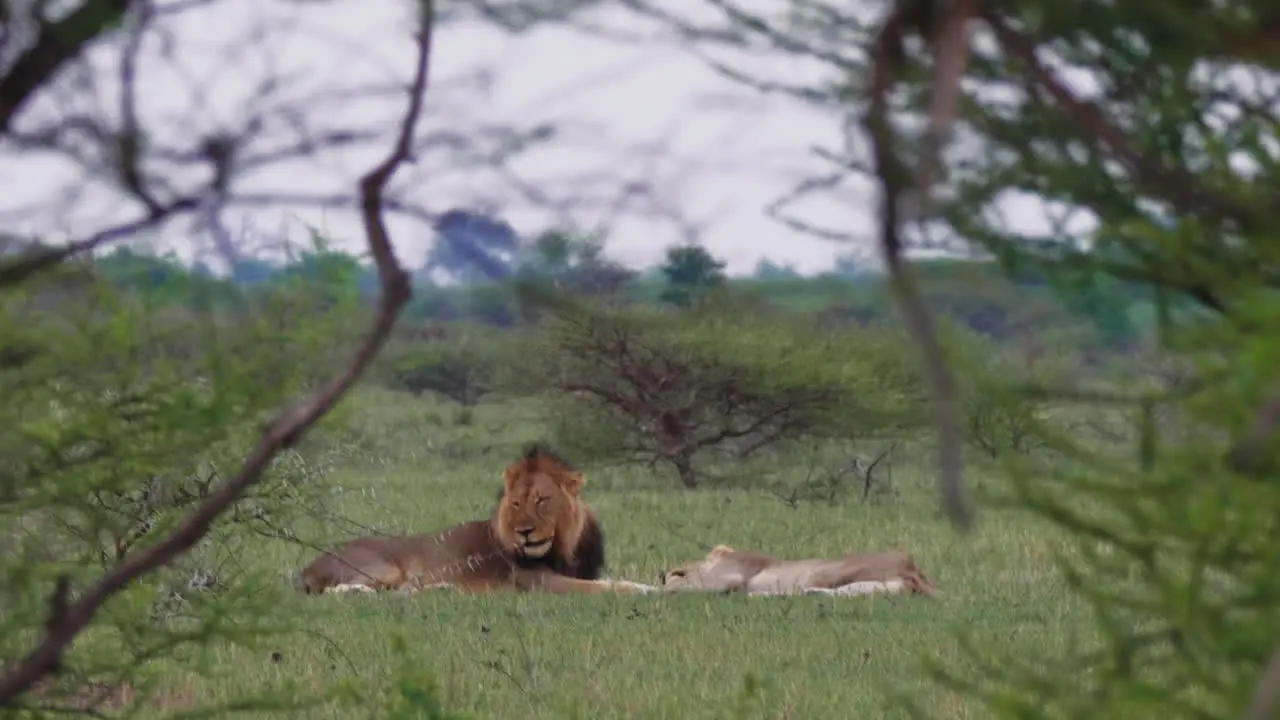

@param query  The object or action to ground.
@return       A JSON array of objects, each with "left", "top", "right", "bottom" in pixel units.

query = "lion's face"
[
  {"left": 660, "top": 545, "right": 737, "bottom": 591},
  {"left": 494, "top": 455, "right": 586, "bottom": 560}
]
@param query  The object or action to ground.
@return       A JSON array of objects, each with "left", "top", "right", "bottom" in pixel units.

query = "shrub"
[
  {"left": 940, "top": 323, "right": 1057, "bottom": 460},
  {"left": 521, "top": 294, "right": 928, "bottom": 488},
  {"left": 0, "top": 265, "right": 348, "bottom": 712},
  {"left": 380, "top": 324, "right": 513, "bottom": 406}
]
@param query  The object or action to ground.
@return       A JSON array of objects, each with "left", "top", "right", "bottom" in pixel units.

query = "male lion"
[
  {"left": 297, "top": 444, "right": 657, "bottom": 595},
  {"left": 660, "top": 544, "right": 940, "bottom": 598}
]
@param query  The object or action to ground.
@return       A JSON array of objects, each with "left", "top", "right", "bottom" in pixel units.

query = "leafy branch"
[{"left": 0, "top": 1, "right": 435, "bottom": 705}]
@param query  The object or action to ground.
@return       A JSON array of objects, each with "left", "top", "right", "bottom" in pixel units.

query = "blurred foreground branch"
[
  {"left": 863, "top": 0, "right": 979, "bottom": 530},
  {"left": 0, "top": 1, "right": 433, "bottom": 704}
]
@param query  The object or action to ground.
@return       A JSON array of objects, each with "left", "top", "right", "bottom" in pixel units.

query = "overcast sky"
[
  {"left": 2, "top": 0, "right": 1058, "bottom": 276},
  {"left": 412, "top": 6, "right": 862, "bottom": 276}
]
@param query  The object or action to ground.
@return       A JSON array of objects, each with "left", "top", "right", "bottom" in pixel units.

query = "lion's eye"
[
  {"left": 669, "top": 570, "right": 685, "bottom": 578},
  {"left": 535, "top": 496, "right": 548, "bottom": 506},
  {"left": 511, "top": 501, "right": 521, "bottom": 509}
]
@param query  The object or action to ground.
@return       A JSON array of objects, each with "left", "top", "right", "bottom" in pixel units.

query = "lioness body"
[
  {"left": 298, "top": 445, "right": 656, "bottom": 595},
  {"left": 661, "top": 545, "right": 940, "bottom": 598}
]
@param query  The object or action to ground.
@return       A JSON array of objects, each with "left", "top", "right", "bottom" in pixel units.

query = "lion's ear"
[
  {"left": 502, "top": 468, "right": 518, "bottom": 492},
  {"left": 708, "top": 544, "right": 735, "bottom": 559},
  {"left": 559, "top": 471, "right": 585, "bottom": 494}
]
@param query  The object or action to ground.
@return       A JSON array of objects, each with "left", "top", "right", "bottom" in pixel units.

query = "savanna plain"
[{"left": 137, "top": 389, "right": 1094, "bottom": 719}]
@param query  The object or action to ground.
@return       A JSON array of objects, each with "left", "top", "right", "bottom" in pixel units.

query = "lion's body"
[
  {"left": 661, "top": 545, "right": 941, "bottom": 598},
  {"left": 297, "top": 445, "right": 654, "bottom": 595}
]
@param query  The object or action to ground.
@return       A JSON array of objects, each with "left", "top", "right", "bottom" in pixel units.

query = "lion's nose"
[{"left": 515, "top": 526, "right": 534, "bottom": 538}]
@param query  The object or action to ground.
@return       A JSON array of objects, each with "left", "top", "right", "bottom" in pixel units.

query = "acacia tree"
[
  {"left": 383, "top": 322, "right": 513, "bottom": 406},
  {"left": 624, "top": 0, "right": 1280, "bottom": 716},
  {"left": 520, "top": 291, "right": 926, "bottom": 488}
]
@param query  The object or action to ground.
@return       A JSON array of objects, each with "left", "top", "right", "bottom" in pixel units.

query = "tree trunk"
[{"left": 671, "top": 454, "right": 698, "bottom": 489}]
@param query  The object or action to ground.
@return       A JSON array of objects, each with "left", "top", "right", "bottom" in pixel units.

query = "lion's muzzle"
[
  {"left": 509, "top": 525, "right": 550, "bottom": 558},
  {"left": 517, "top": 536, "right": 552, "bottom": 557}
]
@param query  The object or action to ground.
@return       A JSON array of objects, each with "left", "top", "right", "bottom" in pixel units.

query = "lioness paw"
[{"left": 610, "top": 580, "right": 660, "bottom": 594}]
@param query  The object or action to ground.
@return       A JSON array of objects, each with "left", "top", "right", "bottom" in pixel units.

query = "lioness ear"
[
  {"left": 560, "top": 471, "right": 585, "bottom": 494},
  {"left": 708, "top": 544, "right": 734, "bottom": 559}
]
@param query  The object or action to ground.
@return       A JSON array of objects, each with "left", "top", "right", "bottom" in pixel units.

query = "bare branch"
[
  {"left": 862, "top": 441, "right": 897, "bottom": 501},
  {"left": 0, "top": 0, "right": 132, "bottom": 132},
  {"left": 0, "top": 198, "right": 202, "bottom": 288},
  {"left": 42, "top": 577, "right": 70, "bottom": 647},
  {"left": 764, "top": 167, "right": 869, "bottom": 244},
  {"left": 1244, "top": 642, "right": 1280, "bottom": 720},
  {"left": 0, "top": 0, "right": 433, "bottom": 703},
  {"left": 116, "top": 0, "right": 162, "bottom": 213},
  {"left": 902, "top": 0, "right": 979, "bottom": 222},
  {"left": 863, "top": 0, "right": 971, "bottom": 530}
]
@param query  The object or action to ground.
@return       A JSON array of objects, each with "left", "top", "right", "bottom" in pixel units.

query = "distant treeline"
[{"left": 79, "top": 234, "right": 1164, "bottom": 356}]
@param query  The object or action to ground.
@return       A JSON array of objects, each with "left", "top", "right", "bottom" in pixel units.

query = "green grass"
[{"left": 133, "top": 388, "right": 1095, "bottom": 719}]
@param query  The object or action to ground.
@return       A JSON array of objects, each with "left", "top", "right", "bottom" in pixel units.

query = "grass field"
[{"left": 132, "top": 387, "right": 1096, "bottom": 719}]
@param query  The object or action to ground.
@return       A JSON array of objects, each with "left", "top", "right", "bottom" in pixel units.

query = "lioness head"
[
  {"left": 493, "top": 444, "right": 588, "bottom": 561},
  {"left": 660, "top": 545, "right": 738, "bottom": 591}
]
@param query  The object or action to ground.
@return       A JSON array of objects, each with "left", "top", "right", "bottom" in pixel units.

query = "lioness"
[
  {"left": 660, "top": 544, "right": 940, "bottom": 598},
  {"left": 297, "top": 444, "right": 657, "bottom": 595}
]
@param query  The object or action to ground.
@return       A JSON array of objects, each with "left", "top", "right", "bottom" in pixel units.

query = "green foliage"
[
  {"left": 517, "top": 228, "right": 603, "bottom": 277},
  {"left": 509, "top": 226, "right": 634, "bottom": 299},
  {"left": 0, "top": 262, "right": 351, "bottom": 713},
  {"left": 863, "top": 3, "right": 1280, "bottom": 717},
  {"left": 751, "top": 258, "right": 800, "bottom": 280},
  {"left": 658, "top": 244, "right": 727, "bottom": 309},
  {"left": 381, "top": 636, "right": 470, "bottom": 720},
  {"left": 668, "top": 299, "right": 928, "bottom": 438},
  {"left": 637, "top": 1, "right": 1280, "bottom": 715},
  {"left": 379, "top": 325, "right": 514, "bottom": 406},
  {"left": 1038, "top": 262, "right": 1140, "bottom": 350},
  {"left": 735, "top": 274, "right": 872, "bottom": 315},
  {"left": 938, "top": 323, "right": 1058, "bottom": 461},
  {"left": 524, "top": 293, "right": 928, "bottom": 487},
  {"left": 274, "top": 228, "right": 368, "bottom": 310},
  {"left": 94, "top": 247, "right": 239, "bottom": 310},
  {"left": 515, "top": 228, "right": 636, "bottom": 297},
  {"left": 79, "top": 238, "right": 1157, "bottom": 354},
  {"left": 462, "top": 283, "right": 520, "bottom": 327}
]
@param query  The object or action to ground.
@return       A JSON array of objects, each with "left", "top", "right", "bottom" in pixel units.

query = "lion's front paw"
[
  {"left": 610, "top": 580, "right": 661, "bottom": 595},
  {"left": 329, "top": 583, "right": 377, "bottom": 594}
]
